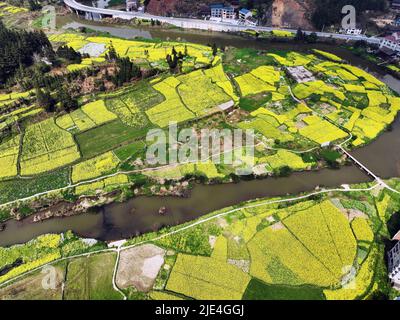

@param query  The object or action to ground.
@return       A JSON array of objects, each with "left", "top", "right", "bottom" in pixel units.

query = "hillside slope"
[{"left": 270, "top": 0, "right": 313, "bottom": 29}]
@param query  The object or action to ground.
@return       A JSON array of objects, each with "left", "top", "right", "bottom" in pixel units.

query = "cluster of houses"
[
  {"left": 379, "top": 32, "right": 400, "bottom": 56},
  {"left": 209, "top": 3, "right": 257, "bottom": 26},
  {"left": 378, "top": 1, "right": 400, "bottom": 56},
  {"left": 125, "top": 0, "right": 256, "bottom": 26}
]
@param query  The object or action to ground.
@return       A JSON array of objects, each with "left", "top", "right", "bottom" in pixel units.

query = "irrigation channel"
[{"left": 1, "top": 15, "right": 400, "bottom": 246}]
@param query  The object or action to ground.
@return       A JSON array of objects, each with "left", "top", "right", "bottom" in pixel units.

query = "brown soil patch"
[
  {"left": 147, "top": 0, "right": 179, "bottom": 16},
  {"left": 271, "top": 221, "right": 284, "bottom": 230},
  {"left": 116, "top": 244, "right": 165, "bottom": 292},
  {"left": 271, "top": 0, "right": 313, "bottom": 29},
  {"left": 346, "top": 209, "right": 368, "bottom": 221}
]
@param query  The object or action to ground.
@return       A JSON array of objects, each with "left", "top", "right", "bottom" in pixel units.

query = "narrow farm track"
[
  {"left": 112, "top": 247, "right": 127, "bottom": 300},
  {"left": 0, "top": 138, "right": 264, "bottom": 209},
  {"left": 0, "top": 182, "right": 386, "bottom": 292}
]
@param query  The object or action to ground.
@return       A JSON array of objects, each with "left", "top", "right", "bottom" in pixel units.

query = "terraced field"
[
  {"left": 0, "top": 180, "right": 398, "bottom": 300},
  {"left": 20, "top": 118, "right": 81, "bottom": 175},
  {"left": 0, "top": 2, "right": 28, "bottom": 16},
  {"left": 1, "top": 33, "right": 400, "bottom": 301},
  {"left": 142, "top": 183, "right": 395, "bottom": 300},
  {"left": 0, "top": 40, "right": 398, "bottom": 206},
  {"left": 48, "top": 33, "right": 214, "bottom": 71}
]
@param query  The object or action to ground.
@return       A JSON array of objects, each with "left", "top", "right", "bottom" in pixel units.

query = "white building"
[
  {"left": 239, "top": 8, "right": 252, "bottom": 20},
  {"left": 388, "top": 238, "right": 400, "bottom": 290},
  {"left": 238, "top": 8, "right": 257, "bottom": 26},
  {"left": 380, "top": 32, "right": 400, "bottom": 54},
  {"left": 210, "top": 4, "right": 235, "bottom": 21}
]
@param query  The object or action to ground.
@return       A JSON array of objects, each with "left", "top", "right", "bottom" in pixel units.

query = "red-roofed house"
[{"left": 380, "top": 32, "right": 400, "bottom": 53}]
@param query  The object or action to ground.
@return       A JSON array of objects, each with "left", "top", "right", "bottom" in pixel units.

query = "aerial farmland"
[{"left": 0, "top": 0, "right": 400, "bottom": 305}]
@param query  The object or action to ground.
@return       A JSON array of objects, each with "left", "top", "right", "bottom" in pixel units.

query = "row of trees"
[
  {"left": 295, "top": 28, "right": 318, "bottom": 43},
  {"left": 165, "top": 43, "right": 217, "bottom": 72},
  {"left": 105, "top": 43, "right": 142, "bottom": 86},
  {"left": 56, "top": 46, "right": 84, "bottom": 64},
  {"left": 9, "top": 45, "right": 87, "bottom": 91},
  {"left": 35, "top": 84, "right": 78, "bottom": 113}
]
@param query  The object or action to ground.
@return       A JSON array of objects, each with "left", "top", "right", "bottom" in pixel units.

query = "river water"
[{"left": 0, "top": 16, "right": 399, "bottom": 246}]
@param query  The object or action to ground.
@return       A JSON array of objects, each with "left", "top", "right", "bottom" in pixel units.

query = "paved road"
[{"left": 63, "top": 0, "right": 382, "bottom": 45}]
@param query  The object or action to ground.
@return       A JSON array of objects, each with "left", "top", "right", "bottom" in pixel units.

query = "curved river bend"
[{"left": 1, "top": 18, "right": 400, "bottom": 246}]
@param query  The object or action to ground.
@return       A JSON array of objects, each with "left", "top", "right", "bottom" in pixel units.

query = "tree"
[
  {"left": 166, "top": 47, "right": 184, "bottom": 73},
  {"left": 171, "top": 46, "right": 177, "bottom": 57},
  {"left": 27, "top": 0, "right": 41, "bottom": 11},
  {"left": 35, "top": 86, "right": 54, "bottom": 112},
  {"left": 105, "top": 42, "right": 118, "bottom": 62},
  {"left": 212, "top": 43, "right": 218, "bottom": 56},
  {"left": 0, "top": 21, "right": 54, "bottom": 86},
  {"left": 295, "top": 28, "right": 305, "bottom": 41},
  {"left": 56, "top": 86, "right": 78, "bottom": 112},
  {"left": 354, "top": 40, "right": 367, "bottom": 48},
  {"left": 113, "top": 57, "right": 141, "bottom": 86},
  {"left": 307, "top": 32, "right": 318, "bottom": 43},
  {"left": 56, "top": 45, "right": 82, "bottom": 64}
]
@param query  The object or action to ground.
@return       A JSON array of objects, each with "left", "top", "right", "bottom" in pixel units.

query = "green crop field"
[
  {"left": 64, "top": 253, "right": 121, "bottom": 300},
  {"left": 0, "top": 168, "right": 70, "bottom": 205},
  {"left": 20, "top": 118, "right": 81, "bottom": 175},
  {"left": 75, "top": 120, "right": 149, "bottom": 159}
]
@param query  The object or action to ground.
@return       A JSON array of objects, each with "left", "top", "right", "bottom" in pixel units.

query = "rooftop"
[
  {"left": 385, "top": 31, "right": 400, "bottom": 43},
  {"left": 210, "top": 3, "right": 234, "bottom": 10},
  {"left": 210, "top": 3, "right": 224, "bottom": 8}
]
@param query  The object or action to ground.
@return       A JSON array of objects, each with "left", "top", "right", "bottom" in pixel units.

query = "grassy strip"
[
  {"left": 243, "top": 278, "right": 325, "bottom": 300},
  {"left": 0, "top": 168, "right": 70, "bottom": 206},
  {"left": 75, "top": 120, "right": 150, "bottom": 159}
]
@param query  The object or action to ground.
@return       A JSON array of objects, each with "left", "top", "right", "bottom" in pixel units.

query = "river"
[{"left": 0, "top": 15, "right": 399, "bottom": 247}]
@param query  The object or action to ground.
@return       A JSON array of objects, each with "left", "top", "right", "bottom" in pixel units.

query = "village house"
[
  {"left": 238, "top": 8, "right": 257, "bottom": 26},
  {"left": 210, "top": 3, "right": 236, "bottom": 21},
  {"left": 388, "top": 231, "right": 400, "bottom": 290},
  {"left": 380, "top": 32, "right": 400, "bottom": 56},
  {"left": 239, "top": 8, "right": 252, "bottom": 20},
  {"left": 286, "top": 66, "right": 315, "bottom": 83}
]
